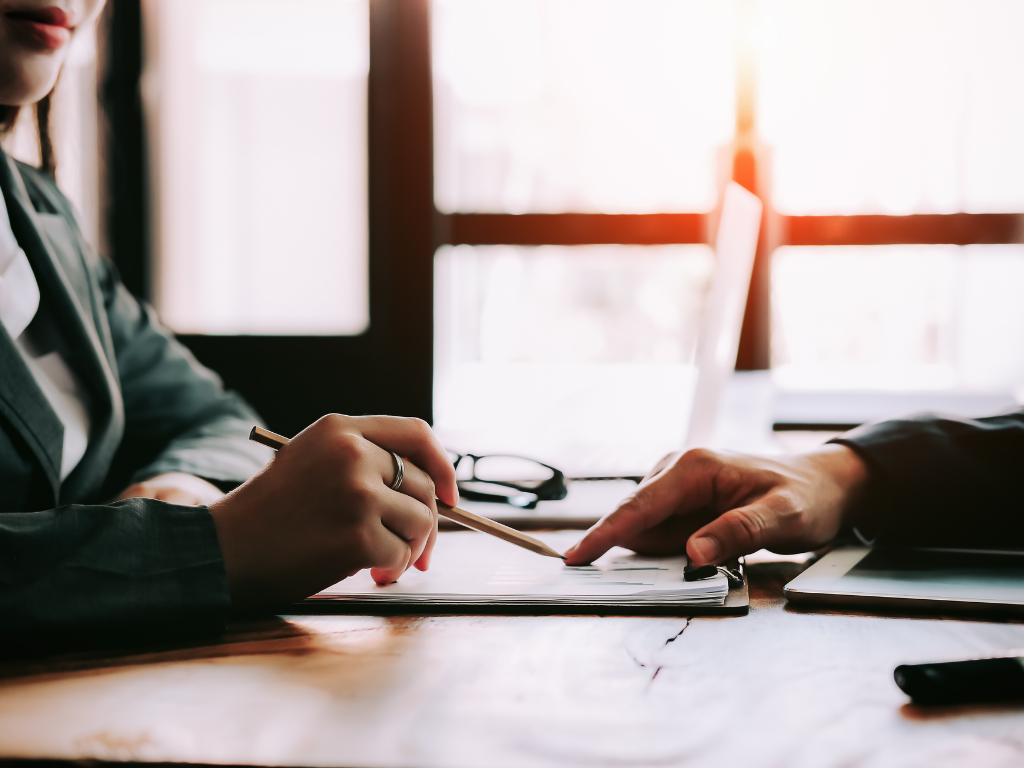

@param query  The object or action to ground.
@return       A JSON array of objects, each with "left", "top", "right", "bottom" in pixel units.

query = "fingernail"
[{"left": 690, "top": 536, "right": 720, "bottom": 565}]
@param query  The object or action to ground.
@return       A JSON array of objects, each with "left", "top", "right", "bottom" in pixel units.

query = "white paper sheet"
[{"left": 314, "top": 530, "right": 729, "bottom": 606}]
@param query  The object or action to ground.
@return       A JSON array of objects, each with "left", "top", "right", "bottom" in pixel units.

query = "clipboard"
[
  {"left": 298, "top": 561, "right": 748, "bottom": 616},
  {"left": 295, "top": 532, "right": 749, "bottom": 617}
]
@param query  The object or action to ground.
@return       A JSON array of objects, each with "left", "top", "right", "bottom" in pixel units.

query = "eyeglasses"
[{"left": 446, "top": 451, "right": 568, "bottom": 510}]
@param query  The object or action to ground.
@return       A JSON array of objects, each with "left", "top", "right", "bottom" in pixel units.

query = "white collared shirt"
[{"left": 0, "top": 193, "right": 90, "bottom": 481}]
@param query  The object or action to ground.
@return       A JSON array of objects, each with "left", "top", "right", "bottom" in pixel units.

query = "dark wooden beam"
[
  {"left": 442, "top": 212, "right": 708, "bottom": 247},
  {"left": 367, "top": 0, "right": 435, "bottom": 421},
  {"left": 786, "top": 213, "right": 1024, "bottom": 247},
  {"left": 102, "top": 0, "right": 149, "bottom": 299}
]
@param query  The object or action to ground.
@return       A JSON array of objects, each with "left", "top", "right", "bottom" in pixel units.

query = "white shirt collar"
[
  {"left": 0, "top": 191, "right": 41, "bottom": 341},
  {"left": 1, "top": 191, "right": 90, "bottom": 481}
]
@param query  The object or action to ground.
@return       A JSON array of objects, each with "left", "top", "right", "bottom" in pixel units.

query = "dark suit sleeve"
[
  {"left": 832, "top": 409, "right": 1024, "bottom": 547},
  {"left": 0, "top": 498, "right": 230, "bottom": 645},
  {"left": 95, "top": 257, "right": 273, "bottom": 492}
]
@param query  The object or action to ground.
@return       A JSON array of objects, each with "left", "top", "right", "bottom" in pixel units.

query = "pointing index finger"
[
  {"left": 564, "top": 452, "right": 718, "bottom": 565},
  {"left": 565, "top": 483, "right": 668, "bottom": 565}
]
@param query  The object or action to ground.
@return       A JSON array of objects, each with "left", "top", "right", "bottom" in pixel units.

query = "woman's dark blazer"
[{"left": 0, "top": 150, "right": 270, "bottom": 643}]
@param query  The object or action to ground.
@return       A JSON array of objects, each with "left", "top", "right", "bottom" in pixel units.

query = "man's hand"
[
  {"left": 208, "top": 414, "right": 458, "bottom": 605},
  {"left": 564, "top": 445, "right": 869, "bottom": 567},
  {"left": 115, "top": 472, "right": 225, "bottom": 506}
]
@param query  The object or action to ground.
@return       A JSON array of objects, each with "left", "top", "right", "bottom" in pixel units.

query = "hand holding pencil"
[
  {"left": 251, "top": 426, "right": 565, "bottom": 560},
  {"left": 208, "top": 414, "right": 459, "bottom": 604}
]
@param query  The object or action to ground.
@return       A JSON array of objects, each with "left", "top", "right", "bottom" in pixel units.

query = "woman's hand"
[
  {"left": 564, "top": 444, "right": 869, "bottom": 567},
  {"left": 115, "top": 472, "right": 224, "bottom": 506},
  {"left": 208, "top": 414, "right": 458, "bottom": 605}
]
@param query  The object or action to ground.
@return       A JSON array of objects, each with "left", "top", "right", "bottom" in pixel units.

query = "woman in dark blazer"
[{"left": 1, "top": 0, "right": 457, "bottom": 644}]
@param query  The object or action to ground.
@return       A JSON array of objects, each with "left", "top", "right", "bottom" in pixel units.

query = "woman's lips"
[{"left": 5, "top": 7, "right": 74, "bottom": 51}]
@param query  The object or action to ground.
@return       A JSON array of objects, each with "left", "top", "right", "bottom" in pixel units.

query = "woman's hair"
[
  {"left": 0, "top": 104, "right": 17, "bottom": 132},
  {"left": 0, "top": 92, "right": 57, "bottom": 176}
]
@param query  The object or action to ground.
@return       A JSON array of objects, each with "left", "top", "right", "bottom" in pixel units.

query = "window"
[
  {"left": 773, "top": 245, "right": 1024, "bottom": 394},
  {"left": 143, "top": 0, "right": 369, "bottom": 335},
  {"left": 433, "top": 0, "right": 734, "bottom": 214},
  {"left": 762, "top": 0, "right": 1024, "bottom": 398},
  {"left": 761, "top": 0, "right": 1024, "bottom": 214},
  {"left": 435, "top": 244, "right": 714, "bottom": 474},
  {"left": 107, "top": 0, "right": 1024, "bottom": 434}
]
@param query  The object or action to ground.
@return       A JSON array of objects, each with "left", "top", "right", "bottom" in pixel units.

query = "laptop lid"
[{"left": 685, "top": 182, "right": 763, "bottom": 448}]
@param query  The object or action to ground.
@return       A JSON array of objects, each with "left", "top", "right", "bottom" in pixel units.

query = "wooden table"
[{"left": 2, "top": 558, "right": 1024, "bottom": 768}]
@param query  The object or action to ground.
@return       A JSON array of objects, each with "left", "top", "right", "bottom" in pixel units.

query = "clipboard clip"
[
  {"left": 718, "top": 566, "right": 744, "bottom": 588},
  {"left": 683, "top": 563, "right": 744, "bottom": 588}
]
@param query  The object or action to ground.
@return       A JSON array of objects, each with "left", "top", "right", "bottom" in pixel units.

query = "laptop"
[{"left": 785, "top": 546, "right": 1024, "bottom": 617}]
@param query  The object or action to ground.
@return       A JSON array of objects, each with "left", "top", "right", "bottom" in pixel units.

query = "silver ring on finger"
[{"left": 389, "top": 452, "right": 405, "bottom": 492}]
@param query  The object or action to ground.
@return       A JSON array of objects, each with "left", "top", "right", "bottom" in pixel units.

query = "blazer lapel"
[
  {"left": 0, "top": 153, "right": 124, "bottom": 503},
  {"left": 19, "top": 169, "right": 118, "bottom": 364},
  {"left": 0, "top": 325, "right": 63, "bottom": 499}
]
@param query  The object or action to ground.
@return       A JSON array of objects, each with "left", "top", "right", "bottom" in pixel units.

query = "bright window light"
[
  {"left": 773, "top": 245, "right": 1024, "bottom": 392},
  {"left": 432, "top": 0, "right": 736, "bottom": 214},
  {"left": 760, "top": 0, "right": 1024, "bottom": 214},
  {"left": 144, "top": 0, "right": 368, "bottom": 335},
  {"left": 434, "top": 245, "right": 715, "bottom": 475}
]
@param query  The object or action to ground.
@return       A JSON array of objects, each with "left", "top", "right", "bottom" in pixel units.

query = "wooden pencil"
[
  {"left": 435, "top": 503, "right": 565, "bottom": 559},
  {"left": 248, "top": 426, "right": 566, "bottom": 559}
]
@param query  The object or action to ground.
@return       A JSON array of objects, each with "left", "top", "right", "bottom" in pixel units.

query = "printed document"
[{"left": 314, "top": 530, "right": 729, "bottom": 606}]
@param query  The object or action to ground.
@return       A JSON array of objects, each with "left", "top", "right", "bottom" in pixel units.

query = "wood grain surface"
[{"left": 1, "top": 558, "right": 1023, "bottom": 768}]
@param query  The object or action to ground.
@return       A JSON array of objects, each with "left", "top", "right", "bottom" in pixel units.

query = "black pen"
[{"left": 895, "top": 653, "right": 1024, "bottom": 706}]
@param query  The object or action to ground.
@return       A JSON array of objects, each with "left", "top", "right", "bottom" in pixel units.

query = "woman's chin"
[{"left": 0, "top": 53, "right": 63, "bottom": 106}]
